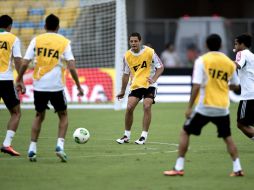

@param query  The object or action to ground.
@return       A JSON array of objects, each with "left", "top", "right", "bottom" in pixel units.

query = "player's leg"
[
  {"left": 116, "top": 90, "right": 140, "bottom": 144},
  {"left": 0, "top": 81, "right": 21, "bottom": 156},
  {"left": 212, "top": 115, "right": 244, "bottom": 176},
  {"left": 164, "top": 113, "right": 209, "bottom": 176},
  {"left": 237, "top": 100, "right": 254, "bottom": 140},
  {"left": 135, "top": 87, "right": 155, "bottom": 144},
  {"left": 28, "top": 91, "right": 48, "bottom": 162},
  {"left": 50, "top": 90, "right": 68, "bottom": 162}
]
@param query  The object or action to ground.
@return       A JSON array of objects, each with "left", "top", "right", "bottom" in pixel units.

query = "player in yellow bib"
[
  {"left": 116, "top": 32, "right": 164, "bottom": 145},
  {"left": 0, "top": 15, "right": 24, "bottom": 156},
  {"left": 16, "top": 14, "right": 84, "bottom": 162},
  {"left": 164, "top": 34, "right": 244, "bottom": 177}
]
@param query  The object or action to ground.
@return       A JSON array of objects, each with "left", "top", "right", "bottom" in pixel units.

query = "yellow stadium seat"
[
  {"left": 0, "top": 7, "right": 13, "bottom": 15},
  {"left": 11, "top": 28, "right": 20, "bottom": 36},
  {"left": 28, "top": 15, "right": 42, "bottom": 23},
  {"left": 64, "top": 0, "right": 80, "bottom": 8},
  {"left": 20, "top": 28, "right": 35, "bottom": 47},
  {"left": 45, "top": 7, "right": 60, "bottom": 17},
  {"left": 13, "top": 8, "right": 28, "bottom": 22},
  {"left": 59, "top": 20, "right": 69, "bottom": 28}
]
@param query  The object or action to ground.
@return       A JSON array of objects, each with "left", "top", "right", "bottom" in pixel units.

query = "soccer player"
[
  {"left": 0, "top": 15, "right": 24, "bottom": 156},
  {"left": 116, "top": 32, "right": 164, "bottom": 145},
  {"left": 163, "top": 34, "right": 244, "bottom": 177},
  {"left": 16, "top": 14, "right": 84, "bottom": 162},
  {"left": 234, "top": 33, "right": 254, "bottom": 140}
]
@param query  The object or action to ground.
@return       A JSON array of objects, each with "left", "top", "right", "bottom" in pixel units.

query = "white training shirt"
[
  {"left": 123, "top": 46, "right": 163, "bottom": 89},
  {"left": 0, "top": 31, "right": 22, "bottom": 80},
  {"left": 235, "top": 49, "right": 254, "bottom": 100},
  {"left": 24, "top": 34, "right": 74, "bottom": 91},
  {"left": 193, "top": 54, "right": 240, "bottom": 116}
]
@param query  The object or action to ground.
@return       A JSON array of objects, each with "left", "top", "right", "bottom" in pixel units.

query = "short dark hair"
[
  {"left": 0, "top": 15, "right": 13, "bottom": 28},
  {"left": 129, "top": 32, "right": 141, "bottom": 41},
  {"left": 235, "top": 33, "right": 252, "bottom": 48},
  {"left": 206, "top": 34, "right": 221, "bottom": 51},
  {"left": 45, "top": 14, "right": 59, "bottom": 31}
]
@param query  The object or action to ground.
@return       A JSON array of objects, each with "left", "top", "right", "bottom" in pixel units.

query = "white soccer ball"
[{"left": 73, "top": 128, "right": 90, "bottom": 144}]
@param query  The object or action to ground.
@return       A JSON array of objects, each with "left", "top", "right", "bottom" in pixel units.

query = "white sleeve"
[
  {"left": 235, "top": 51, "right": 246, "bottom": 68},
  {"left": 24, "top": 38, "right": 36, "bottom": 60},
  {"left": 63, "top": 43, "right": 75, "bottom": 61},
  {"left": 229, "top": 70, "right": 240, "bottom": 85},
  {"left": 12, "top": 37, "right": 22, "bottom": 58},
  {"left": 192, "top": 57, "right": 203, "bottom": 84},
  {"left": 123, "top": 56, "right": 130, "bottom": 74},
  {"left": 153, "top": 53, "right": 163, "bottom": 68}
]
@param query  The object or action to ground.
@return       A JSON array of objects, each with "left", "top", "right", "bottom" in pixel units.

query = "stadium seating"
[{"left": 0, "top": 0, "right": 81, "bottom": 49}]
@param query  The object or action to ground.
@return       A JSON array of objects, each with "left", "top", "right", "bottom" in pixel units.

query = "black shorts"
[
  {"left": 34, "top": 90, "right": 67, "bottom": 113},
  {"left": 183, "top": 112, "right": 231, "bottom": 138},
  {"left": 237, "top": 100, "right": 254, "bottom": 126},
  {"left": 129, "top": 87, "right": 156, "bottom": 103},
  {"left": 0, "top": 80, "right": 20, "bottom": 110}
]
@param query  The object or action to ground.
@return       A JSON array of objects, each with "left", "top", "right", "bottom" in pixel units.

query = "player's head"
[
  {"left": 0, "top": 15, "right": 13, "bottom": 31},
  {"left": 45, "top": 14, "right": 59, "bottom": 32},
  {"left": 235, "top": 33, "right": 252, "bottom": 49},
  {"left": 206, "top": 34, "right": 221, "bottom": 51},
  {"left": 129, "top": 32, "right": 142, "bottom": 53}
]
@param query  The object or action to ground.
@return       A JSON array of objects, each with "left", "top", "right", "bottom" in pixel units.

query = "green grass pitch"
[{"left": 0, "top": 103, "right": 253, "bottom": 190}]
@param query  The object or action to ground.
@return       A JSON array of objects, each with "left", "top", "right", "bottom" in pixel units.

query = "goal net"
[{"left": 0, "top": 0, "right": 128, "bottom": 109}]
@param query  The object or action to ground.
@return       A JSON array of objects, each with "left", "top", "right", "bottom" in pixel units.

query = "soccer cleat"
[
  {"left": 116, "top": 135, "right": 130, "bottom": 144},
  {"left": 55, "top": 146, "right": 67, "bottom": 162},
  {"left": 135, "top": 136, "right": 146, "bottom": 145},
  {"left": 163, "top": 169, "right": 184, "bottom": 176},
  {"left": 28, "top": 151, "right": 37, "bottom": 162},
  {"left": 230, "top": 170, "right": 244, "bottom": 177},
  {"left": 1, "top": 146, "right": 20, "bottom": 156}
]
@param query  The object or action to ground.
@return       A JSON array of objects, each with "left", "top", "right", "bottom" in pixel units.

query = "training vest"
[
  {"left": 125, "top": 46, "right": 154, "bottom": 90},
  {"left": 0, "top": 32, "right": 16, "bottom": 73},
  {"left": 202, "top": 52, "right": 236, "bottom": 108},
  {"left": 34, "top": 33, "right": 69, "bottom": 80}
]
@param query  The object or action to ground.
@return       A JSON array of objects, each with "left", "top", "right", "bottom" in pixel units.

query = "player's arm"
[
  {"left": 117, "top": 57, "right": 130, "bottom": 99},
  {"left": 229, "top": 70, "right": 241, "bottom": 94},
  {"left": 67, "top": 60, "right": 83, "bottom": 96},
  {"left": 148, "top": 53, "right": 164, "bottom": 84},
  {"left": 64, "top": 43, "right": 83, "bottom": 96},
  {"left": 185, "top": 57, "right": 202, "bottom": 118}
]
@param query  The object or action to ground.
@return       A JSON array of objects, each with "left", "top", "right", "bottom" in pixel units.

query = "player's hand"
[
  {"left": 147, "top": 77, "right": 155, "bottom": 84},
  {"left": 77, "top": 87, "right": 84, "bottom": 96},
  {"left": 185, "top": 107, "right": 192, "bottom": 118},
  {"left": 116, "top": 92, "right": 125, "bottom": 100},
  {"left": 16, "top": 82, "right": 26, "bottom": 94}
]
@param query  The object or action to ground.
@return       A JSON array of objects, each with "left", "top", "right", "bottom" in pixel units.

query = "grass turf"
[{"left": 0, "top": 103, "right": 253, "bottom": 190}]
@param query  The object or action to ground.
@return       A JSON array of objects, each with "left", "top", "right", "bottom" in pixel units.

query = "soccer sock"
[
  {"left": 57, "top": 138, "right": 65, "bottom": 150},
  {"left": 3, "top": 130, "right": 15, "bottom": 147},
  {"left": 175, "top": 157, "right": 185, "bottom": 171},
  {"left": 28, "top": 141, "right": 37, "bottom": 153},
  {"left": 124, "top": 130, "right": 131, "bottom": 139},
  {"left": 250, "top": 136, "right": 254, "bottom": 141},
  {"left": 233, "top": 158, "right": 242, "bottom": 172},
  {"left": 141, "top": 131, "right": 148, "bottom": 139}
]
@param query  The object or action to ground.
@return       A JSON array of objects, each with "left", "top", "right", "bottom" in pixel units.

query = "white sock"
[
  {"left": 141, "top": 131, "right": 148, "bottom": 139},
  {"left": 57, "top": 138, "right": 65, "bottom": 150},
  {"left": 250, "top": 136, "right": 254, "bottom": 141},
  {"left": 175, "top": 157, "right": 185, "bottom": 171},
  {"left": 28, "top": 141, "right": 37, "bottom": 153},
  {"left": 3, "top": 130, "right": 15, "bottom": 147},
  {"left": 124, "top": 130, "right": 131, "bottom": 139},
  {"left": 233, "top": 158, "right": 242, "bottom": 172}
]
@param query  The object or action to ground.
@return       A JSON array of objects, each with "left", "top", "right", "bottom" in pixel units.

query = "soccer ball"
[{"left": 73, "top": 128, "right": 90, "bottom": 144}]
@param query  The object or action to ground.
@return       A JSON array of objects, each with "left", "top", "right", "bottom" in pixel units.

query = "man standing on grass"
[
  {"left": 0, "top": 15, "right": 24, "bottom": 156},
  {"left": 16, "top": 14, "right": 83, "bottom": 162},
  {"left": 163, "top": 34, "right": 244, "bottom": 177},
  {"left": 116, "top": 32, "right": 164, "bottom": 145},
  {"left": 233, "top": 33, "right": 254, "bottom": 141}
]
